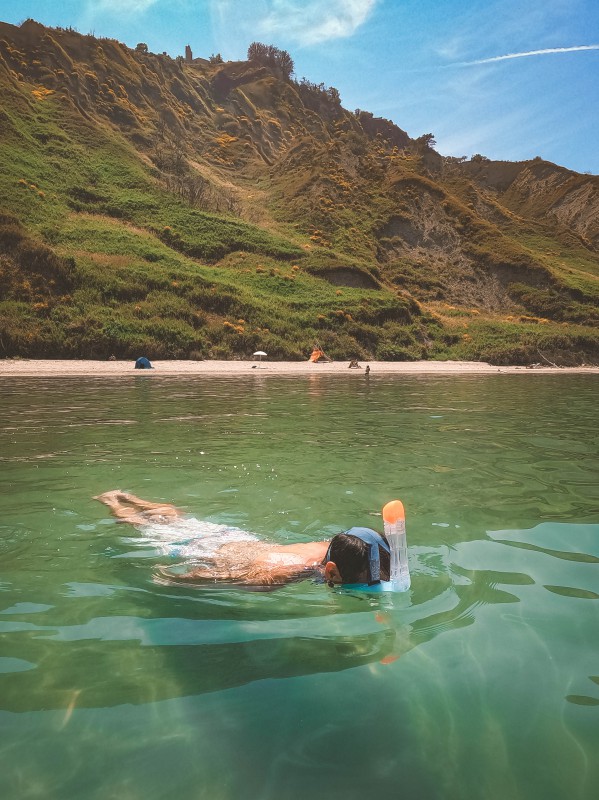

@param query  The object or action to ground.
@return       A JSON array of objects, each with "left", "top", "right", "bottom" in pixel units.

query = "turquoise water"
[{"left": 0, "top": 374, "right": 598, "bottom": 800}]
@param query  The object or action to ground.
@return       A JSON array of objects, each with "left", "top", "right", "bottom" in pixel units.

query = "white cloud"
[
  {"left": 264, "top": 0, "right": 377, "bottom": 45},
  {"left": 94, "top": 0, "right": 159, "bottom": 13},
  {"left": 458, "top": 44, "right": 599, "bottom": 66},
  {"left": 212, "top": 0, "right": 377, "bottom": 47}
]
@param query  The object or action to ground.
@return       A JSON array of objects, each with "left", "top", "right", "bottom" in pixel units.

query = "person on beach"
[{"left": 95, "top": 491, "right": 390, "bottom": 588}]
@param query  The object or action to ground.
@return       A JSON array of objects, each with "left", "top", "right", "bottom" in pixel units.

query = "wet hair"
[{"left": 327, "top": 532, "right": 390, "bottom": 584}]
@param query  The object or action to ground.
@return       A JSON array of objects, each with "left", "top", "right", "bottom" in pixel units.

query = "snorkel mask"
[{"left": 326, "top": 500, "right": 411, "bottom": 593}]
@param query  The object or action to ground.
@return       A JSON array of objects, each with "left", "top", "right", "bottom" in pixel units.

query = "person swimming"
[{"left": 95, "top": 491, "right": 391, "bottom": 589}]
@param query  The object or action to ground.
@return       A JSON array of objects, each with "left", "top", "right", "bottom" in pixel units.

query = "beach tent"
[
  {"left": 309, "top": 344, "right": 331, "bottom": 363},
  {"left": 134, "top": 357, "right": 153, "bottom": 369}
]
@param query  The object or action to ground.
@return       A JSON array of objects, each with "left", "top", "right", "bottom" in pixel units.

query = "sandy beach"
[{"left": 1, "top": 359, "right": 597, "bottom": 377}]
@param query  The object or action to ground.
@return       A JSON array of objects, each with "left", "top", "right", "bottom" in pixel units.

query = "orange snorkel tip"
[{"left": 382, "top": 499, "right": 405, "bottom": 524}]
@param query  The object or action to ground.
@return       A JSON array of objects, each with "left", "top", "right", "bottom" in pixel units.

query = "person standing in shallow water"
[{"left": 95, "top": 491, "right": 391, "bottom": 589}]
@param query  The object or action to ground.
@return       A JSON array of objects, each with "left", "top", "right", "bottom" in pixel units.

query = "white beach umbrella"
[{"left": 253, "top": 350, "right": 267, "bottom": 364}]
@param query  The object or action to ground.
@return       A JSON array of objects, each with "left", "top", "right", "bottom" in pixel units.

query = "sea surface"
[{"left": 0, "top": 373, "right": 597, "bottom": 800}]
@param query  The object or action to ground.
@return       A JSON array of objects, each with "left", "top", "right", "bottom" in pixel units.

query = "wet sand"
[{"left": 1, "top": 359, "right": 597, "bottom": 377}]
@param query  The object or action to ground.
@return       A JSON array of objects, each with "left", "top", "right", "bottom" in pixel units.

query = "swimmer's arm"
[
  {"left": 170, "top": 561, "right": 304, "bottom": 588},
  {"left": 245, "top": 562, "right": 300, "bottom": 586}
]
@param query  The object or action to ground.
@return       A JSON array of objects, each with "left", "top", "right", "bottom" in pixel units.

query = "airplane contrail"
[{"left": 460, "top": 45, "right": 599, "bottom": 65}]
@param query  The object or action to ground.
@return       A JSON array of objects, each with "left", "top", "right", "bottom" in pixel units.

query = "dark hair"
[{"left": 327, "top": 533, "right": 390, "bottom": 584}]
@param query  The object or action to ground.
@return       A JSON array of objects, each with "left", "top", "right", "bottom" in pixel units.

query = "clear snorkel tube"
[{"left": 381, "top": 499, "right": 411, "bottom": 592}]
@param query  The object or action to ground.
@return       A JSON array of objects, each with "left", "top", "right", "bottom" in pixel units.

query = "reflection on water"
[
  {"left": 0, "top": 375, "right": 598, "bottom": 800},
  {"left": 0, "top": 621, "right": 398, "bottom": 711}
]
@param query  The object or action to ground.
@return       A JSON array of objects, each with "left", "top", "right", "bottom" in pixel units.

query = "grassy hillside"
[{"left": 1, "top": 19, "right": 598, "bottom": 364}]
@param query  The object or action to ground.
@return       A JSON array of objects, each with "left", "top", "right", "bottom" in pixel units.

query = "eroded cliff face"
[
  {"left": 462, "top": 159, "right": 599, "bottom": 250},
  {"left": 2, "top": 18, "right": 596, "bottom": 255},
  {"left": 533, "top": 177, "right": 599, "bottom": 248},
  {"left": 1, "top": 18, "right": 598, "bottom": 348}
]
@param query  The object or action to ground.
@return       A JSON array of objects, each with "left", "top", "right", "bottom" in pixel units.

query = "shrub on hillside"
[
  {"left": 247, "top": 42, "right": 294, "bottom": 79},
  {"left": 376, "top": 343, "right": 422, "bottom": 361},
  {"left": 509, "top": 283, "right": 599, "bottom": 324},
  {"left": 0, "top": 212, "right": 77, "bottom": 296}
]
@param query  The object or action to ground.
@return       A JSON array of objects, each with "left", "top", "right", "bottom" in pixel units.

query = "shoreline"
[{"left": 1, "top": 359, "right": 598, "bottom": 377}]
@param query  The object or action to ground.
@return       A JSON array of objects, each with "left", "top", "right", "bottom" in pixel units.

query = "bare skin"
[
  {"left": 94, "top": 490, "right": 182, "bottom": 526},
  {"left": 95, "top": 491, "right": 332, "bottom": 586}
]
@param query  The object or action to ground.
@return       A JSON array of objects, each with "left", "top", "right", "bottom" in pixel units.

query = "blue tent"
[{"left": 134, "top": 357, "right": 153, "bottom": 369}]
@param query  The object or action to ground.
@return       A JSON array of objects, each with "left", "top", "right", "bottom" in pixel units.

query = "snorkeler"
[{"left": 95, "top": 491, "right": 392, "bottom": 589}]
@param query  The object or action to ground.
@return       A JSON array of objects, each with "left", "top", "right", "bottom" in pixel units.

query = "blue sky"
[{"left": 1, "top": 1, "right": 598, "bottom": 173}]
